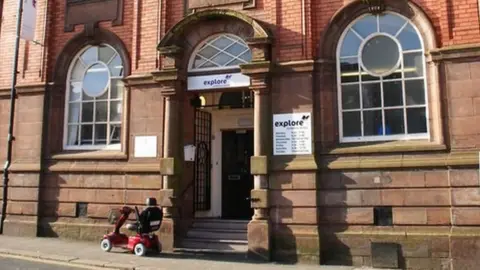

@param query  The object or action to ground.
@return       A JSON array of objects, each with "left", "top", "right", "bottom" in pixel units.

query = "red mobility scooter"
[{"left": 100, "top": 197, "right": 163, "bottom": 256}]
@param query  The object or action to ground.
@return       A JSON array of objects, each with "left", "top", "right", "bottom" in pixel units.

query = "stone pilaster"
[
  {"left": 152, "top": 45, "right": 185, "bottom": 252},
  {"left": 241, "top": 54, "right": 272, "bottom": 260}
]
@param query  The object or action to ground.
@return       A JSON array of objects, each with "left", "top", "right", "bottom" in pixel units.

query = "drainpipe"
[{"left": 0, "top": 0, "right": 24, "bottom": 234}]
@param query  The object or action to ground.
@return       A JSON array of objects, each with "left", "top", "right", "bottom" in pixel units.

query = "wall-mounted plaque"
[{"left": 65, "top": 0, "right": 124, "bottom": 32}]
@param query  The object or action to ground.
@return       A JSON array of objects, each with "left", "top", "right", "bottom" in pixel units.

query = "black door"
[{"left": 222, "top": 130, "right": 254, "bottom": 220}]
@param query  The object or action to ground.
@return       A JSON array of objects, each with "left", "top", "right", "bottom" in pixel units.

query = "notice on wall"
[
  {"left": 273, "top": 113, "right": 312, "bottom": 156},
  {"left": 134, "top": 136, "right": 157, "bottom": 158}
]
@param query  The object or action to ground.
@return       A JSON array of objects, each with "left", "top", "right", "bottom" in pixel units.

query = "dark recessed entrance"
[{"left": 221, "top": 129, "right": 254, "bottom": 220}]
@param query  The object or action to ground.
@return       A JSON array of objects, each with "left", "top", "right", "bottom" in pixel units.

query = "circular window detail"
[
  {"left": 361, "top": 35, "right": 400, "bottom": 77},
  {"left": 83, "top": 63, "right": 110, "bottom": 97}
]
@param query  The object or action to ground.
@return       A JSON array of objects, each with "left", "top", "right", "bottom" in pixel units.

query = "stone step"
[
  {"left": 192, "top": 219, "right": 249, "bottom": 231},
  {"left": 179, "top": 238, "right": 248, "bottom": 252},
  {"left": 186, "top": 228, "right": 247, "bottom": 241}
]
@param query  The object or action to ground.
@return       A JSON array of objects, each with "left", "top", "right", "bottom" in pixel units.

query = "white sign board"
[
  {"left": 21, "top": 0, "right": 38, "bottom": 41},
  {"left": 134, "top": 136, "right": 157, "bottom": 158},
  {"left": 273, "top": 113, "right": 312, "bottom": 155},
  {"left": 188, "top": 73, "right": 250, "bottom": 91}
]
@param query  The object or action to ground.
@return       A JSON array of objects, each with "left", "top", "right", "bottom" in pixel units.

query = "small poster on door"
[{"left": 273, "top": 113, "right": 312, "bottom": 156}]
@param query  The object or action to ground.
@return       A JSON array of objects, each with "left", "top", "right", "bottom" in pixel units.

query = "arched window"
[
  {"left": 189, "top": 34, "right": 252, "bottom": 72},
  {"left": 337, "top": 12, "right": 428, "bottom": 143},
  {"left": 64, "top": 44, "right": 124, "bottom": 150}
]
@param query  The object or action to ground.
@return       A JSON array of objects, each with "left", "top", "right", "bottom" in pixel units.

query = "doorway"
[{"left": 221, "top": 129, "right": 254, "bottom": 220}]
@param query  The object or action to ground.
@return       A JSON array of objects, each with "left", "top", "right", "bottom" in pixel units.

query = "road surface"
[{"left": 0, "top": 255, "right": 95, "bottom": 270}]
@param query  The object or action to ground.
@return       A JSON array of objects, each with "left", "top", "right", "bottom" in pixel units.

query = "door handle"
[{"left": 246, "top": 197, "right": 260, "bottom": 202}]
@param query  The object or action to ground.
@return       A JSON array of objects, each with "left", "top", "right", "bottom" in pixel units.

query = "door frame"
[{"left": 220, "top": 128, "right": 254, "bottom": 219}]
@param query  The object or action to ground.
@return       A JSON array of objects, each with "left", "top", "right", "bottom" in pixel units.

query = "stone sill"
[
  {"left": 50, "top": 151, "right": 128, "bottom": 161},
  {"left": 323, "top": 141, "right": 447, "bottom": 155},
  {"left": 46, "top": 161, "right": 161, "bottom": 173},
  {"left": 271, "top": 151, "right": 479, "bottom": 171}
]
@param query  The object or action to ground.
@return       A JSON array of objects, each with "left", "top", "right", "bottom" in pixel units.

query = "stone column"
[
  {"left": 241, "top": 37, "right": 272, "bottom": 261},
  {"left": 152, "top": 46, "right": 184, "bottom": 252}
]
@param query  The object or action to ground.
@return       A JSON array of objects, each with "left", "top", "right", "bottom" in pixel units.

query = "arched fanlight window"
[
  {"left": 64, "top": 44, "right": 124, "bottom": 150},
  {"left": 337, "top": 12, "right": 428, "bottom": 143},
  {"left": 189, "top": 34, "right": 252, "bottom": 71}
]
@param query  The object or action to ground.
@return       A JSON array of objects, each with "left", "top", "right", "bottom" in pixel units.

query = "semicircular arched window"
[
  {"left": 189, "top": 34, "right": 252, "bottom": 72},
  {"left": 64, "top": 44, "right": 125, "bottom": 150},
  {"left": 337, "top": 12, "right": 428, "bottom": 143}
]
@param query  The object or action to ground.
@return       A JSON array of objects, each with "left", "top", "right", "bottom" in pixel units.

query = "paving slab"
[{"left": 0, "top": 235, "right": 392, "bottom": 270}]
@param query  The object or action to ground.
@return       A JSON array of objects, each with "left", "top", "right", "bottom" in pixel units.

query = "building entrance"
[{"left": 221, "top": 130, "right": 254, "bottom": 220}]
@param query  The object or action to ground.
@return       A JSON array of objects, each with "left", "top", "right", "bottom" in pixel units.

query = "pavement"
[{"left": 0, "top": 235, "right": 389, "bottom": 270}]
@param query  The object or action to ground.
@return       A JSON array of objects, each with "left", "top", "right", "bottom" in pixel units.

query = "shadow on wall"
[{"left": 37, "top": 173, "right": 66, "bottom": 238}]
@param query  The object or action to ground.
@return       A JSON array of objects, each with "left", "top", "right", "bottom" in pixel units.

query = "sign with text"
[
  {"left": 273, "top": 113, "right": 312, "bottom": 156},
  {"left": 187, "top": 73, "right": 250, "bottom": 91},
  {"left": 21, "top": 0, "right": 37, "bottom": 41}
]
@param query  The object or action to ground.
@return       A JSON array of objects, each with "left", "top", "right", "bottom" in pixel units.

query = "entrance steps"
[{"left": 176, "top": 219, "right": 249, "bottom": 254}]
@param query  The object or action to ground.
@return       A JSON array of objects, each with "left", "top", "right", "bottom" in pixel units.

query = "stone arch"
[
  {"left": 317, "top": 0, "right": 438, "bottom": 60},
  {"left": 52, "top": 28, "right": 131, "bottom": 86},
  {"left": 157, "top": 9, "right": 273, "bottom": 70}
]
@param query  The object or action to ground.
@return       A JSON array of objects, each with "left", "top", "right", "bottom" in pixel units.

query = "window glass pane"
[
  {"left": 239, "top": 50, "right": 252, "bottom": 62},
  {"left": 81, "top": 47, "right": 98, "bottom": 65},
  {"left": 198, "top": 46, "right": 218, "bottom": 59},
  {"left": 96, "top": 101, "right": 108, "bottom": 122},
  {"left": 407, "top": 107, "right": 427, "bottom": 134},
  {"left": 211, "top": 53, "right": 233, "bottom": 67},
  {"left": 361, "top": 67, "right": 378, "bottom": 82},
  {"left": 385, "top": 109, "right": 405, "bottom": 135},
  {"left": 352, "top": 15, "right": 377, "bottom": 38},
  {"left": 342, "top": 84, "right": 360, "bottom": 109},
  {"left": 69, "top": 82, "right": 82, "bottom": 101},
  {"left": 397, "top": 23, "right": 422, "bottom": 51},
  {"left": 343, "top": 112, "right": 361, "bottom": 137},
  {"left": 405, "top": 80, "right": 426, "bottom": 105},
  {"left": 225, "top": 43, "right": 246, "bottom": 56},
  {"left": 83, "top": 63, "right": 109, "bottom": 97},
  {"left": 110, "top": 101, "right": 122, "bottom": 122},
  {"left": 364, "top": 110, "right": 383, "bottom": 136},
  {"left": 383, "top": 67, "right": 402, "bottom": 80},
  {"left": 362, "top": 35, "right": 400, "bottom": 76},
  {"left": 110, "top": 79, "right": 124, "bottom": 99},
  {"left": 340, "top": 30, "right": 362, "bottom": 57},
  {"left": 68, "top": 103, "right": 81, "bottom": 123},
  {"left": 94, "top": 124, "right": 107, "bottom": 144},
  {"left": 67, "top": 125, "right": 79, "bottom": 145},
  {"left": 108, "top": 54, "right": 124, "bottom": 77},
  {"left": 99, "top": 46, "right": 115, "bottom": 64},
  {"left": 71, "top": 61, "right": 84, "bottom": 81},
  {"left": 80, "top": 125, "right": 93, "bottom": 145},
  {"left": 192, "top": 55, "right": 205, "bottom": 68},
  {"left": 82, "top": 102, "right": 94, "bottom": 122},
  {"left": 110, "top": 124, "right": 121, "bottom": 144},
  {"left": 340, "top": 58, "right": 359, "bottom": 83},
  {"left": 198, "top": 61, "right": 217, "bottom": 69},
  {"left": 228, "top": 59, "right": 245, "bottom": 66},
  {"left": 379, "top": 13, "right": 406, "bottom": 36},
  {"left": 362, "top": 83, "right": 381, "bottom": 108},
  {"left": 212, "top": 36, "right": 233, "bottom": 49},
  {"left": 404, "top": 52, "right": 424, "bottom": 78},
  {"left": 383, "top": 81, "right": 403, "bottom": 107}
]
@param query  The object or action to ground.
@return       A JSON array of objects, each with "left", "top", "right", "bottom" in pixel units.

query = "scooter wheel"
[
  {"left": 134, "top": 243, "right": 146, "bottom": 256},
  {"left": 100, "top": 239, "right": 112, "bottom": 252}
]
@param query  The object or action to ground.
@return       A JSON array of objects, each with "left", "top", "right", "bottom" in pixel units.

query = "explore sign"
[
  {"left": 187, "top": 73, "right": 251, "bottom": 91},
  {"left": 273, "top": 113, "right": 312, "bottom": 156}
]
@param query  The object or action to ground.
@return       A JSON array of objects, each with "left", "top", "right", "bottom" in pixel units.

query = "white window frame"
[
  {"left": 63, "top": 44, "right": 124, "bottom": 151},
  {"left": 336, "top": 12, "right": 430, "bottom": 143},
  {"left": 188, "top": 33, "right": 251, "bottom": 73}
]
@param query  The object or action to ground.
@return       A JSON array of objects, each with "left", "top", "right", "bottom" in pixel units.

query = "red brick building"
[{"left": 1, "top": 0, "right": 480, "bottom": 268}]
